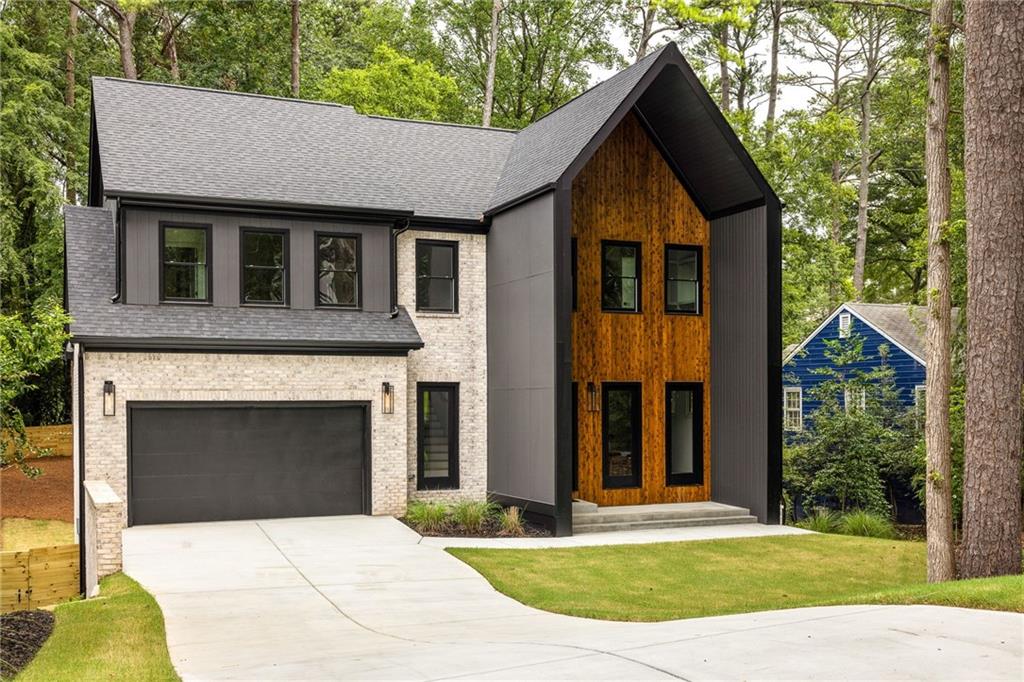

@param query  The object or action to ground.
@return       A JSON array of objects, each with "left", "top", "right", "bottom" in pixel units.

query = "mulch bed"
[
  {"left": 0, "top": 610, "right": 55, "bottom": 678},
  {"left": 401, "top": 516, "right": 552, "bottom": 538},
  {"left": 0, "top": 456, "right": 74, "bottom": 523}
]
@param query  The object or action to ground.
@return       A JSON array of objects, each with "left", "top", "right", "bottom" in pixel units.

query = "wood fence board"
[{"left": 0, "top": 544, "right": 80, "bottom": 612}]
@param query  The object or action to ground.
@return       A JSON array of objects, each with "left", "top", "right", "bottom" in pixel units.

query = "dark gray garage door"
[{"left": 129, "top": 402, "right": 368, "bottom": 525}]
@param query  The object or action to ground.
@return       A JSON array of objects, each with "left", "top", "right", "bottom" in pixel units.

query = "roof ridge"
[
  {"left": 93, "top": 76, "right": 359, "bottom": 112},
  {"left": 366, "top": 114, "right": 518, "bottom": 134}
]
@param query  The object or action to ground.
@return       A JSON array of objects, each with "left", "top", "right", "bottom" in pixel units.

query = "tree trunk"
[
  {"left": 117, "top": 11, "right": 137, "bottom": 79},
  {"left": 290, "top": 0, "right": 300, "bottom": 97},
  {"left": 852, "top": 84, "right": 872, "bottom": 297},
  {"left": 65, "top": 0, "right": 78, "bottom": 204},
  {"left": 765, "top": 0, "right": 781, "bottom": 141},
  {"left": 635, "top": 1, "right": 655, "bottom": 61},
  {"left": 482, "top": 0, "right": 501, "bottom": 127},
  {"left": 960, "top": 0, "right": 1024, "bottom": 580},
  {"left": 717, "top": 25, "right": 731, "bottom": 112},
  {"left": 162, "top": 10, "right": 180, "bottom": 82},
  {"left": 923, "top": 0, "right": 956, "bottom": 584}
]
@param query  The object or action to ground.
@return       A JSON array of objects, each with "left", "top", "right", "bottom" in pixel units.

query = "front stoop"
[{"left": 572, "top": 500, "right": 757, "bottom": 534}]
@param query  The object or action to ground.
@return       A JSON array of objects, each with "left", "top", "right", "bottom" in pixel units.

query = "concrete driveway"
[{"left": 123, "top": 516, "right": 1023, "bottom": 680}]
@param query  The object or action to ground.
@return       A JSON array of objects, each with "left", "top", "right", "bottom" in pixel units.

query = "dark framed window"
[
  {"left": 416, "top": 240, "right": 458, "bottom": 313},
  {"left": 602, "top": 382, "right": 641, "bottom": 488},
  {"left": 601, "top": 241, "right": 641, "bottom": 312},
  {"left": 160, "top": 223, "right": 211, "bottom": 302},
  {"left": 240, "top": 228, "right": 288, "bottom": 305},
  {"left": 665, "top": 245, "right": 701, "bottom": 315},
  {"left": 572, "top": 381, "right": 579, "bottom": 491},
  {"left": 666, "top": 382, "right": 703, "bottom": 486},
  {"left": 417, "top": 383, "right": 459, "bottom": 490},
  {"left": 316, "top": 232, "right": 361, "bottom": 308}
]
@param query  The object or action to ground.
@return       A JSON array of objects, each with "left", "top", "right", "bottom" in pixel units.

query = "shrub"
[
  {"left": 451, "top": 501, "right": 498, "bottom": 533},
  {"left": 498, "top": 506, "right": 525, "bottom": 536},
  {"left": 838, "top": 509, "right": 895, "bottom": 539},
  {"left": 797, "top": 509, "right": 840, "bottom": 534},
  {"left": 405, "top": 501, "right": 448, "bottom": 533}
]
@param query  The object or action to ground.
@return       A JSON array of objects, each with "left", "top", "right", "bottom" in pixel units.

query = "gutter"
[
  {"left": 76, "top": 344, "right": 86, "bottom": 595},
  {"left": 390, "top": 217, "right": 411, "bottom": 318}
]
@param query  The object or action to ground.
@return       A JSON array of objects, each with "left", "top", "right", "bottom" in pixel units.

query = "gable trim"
[{"left": 783, "top": 303, "right": 926, "bottom": 367}]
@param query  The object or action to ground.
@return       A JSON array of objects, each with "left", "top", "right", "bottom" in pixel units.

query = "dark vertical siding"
[
  {"left": 487, "top": 192, "right": 557, "bottom": 508},
  {"left": 710, "top": 205, "right": 772, "bottom": 521},
  {"left": 122, "top": 209, "right": 391, "bottom": 311}
]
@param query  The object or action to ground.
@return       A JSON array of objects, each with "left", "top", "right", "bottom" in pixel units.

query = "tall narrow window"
[
  {"left": 602, "top": 382, "right": 641, "bottom": 488},
  {"left": 838, "top": 312, "right": 852, "bottom": 338},
  {"left": 241, "top": 229, "right": 287, "bottom": 305},
  {"left": 572, "top": 381, "right": 579, "bottom": 491},
  {"left": 161, "top": 224, "right": 211, "bottom": 302},
  {"left": 666, "top": 383, "right": 703, "bottom": 485},
  {"left": 316, "top": 233, "right": 360, "bottom": 307},
  {"left": 844, "top": 387, "right": 866, "bottom": 413},
  {"left": 665, "top": 245, "right": 701, "bottom": 314},
  {"left": 784, "top": 386, "right": 803, "bottom": 431},
  {"left": 417, "top": 383, "right": 459, "bottom": 489},
  {"left": 914, "top": 385, "right": 926, "bottom": 427},
  {"left": 601, "top": 241, "right": 641, "bottom": 312},
  {"left": 416, "top": 240, "right": 458, "bottom": 312}
]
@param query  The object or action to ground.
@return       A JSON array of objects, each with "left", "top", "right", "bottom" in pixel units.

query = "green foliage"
[
  {"left": 451, "top": 500, "right": 498, "bottom": 533},
  {"left": 405, "top": 501, "right": 449, "bottom": 533},
  {"left": 317, "top": 44, "right": 464, "bottom": 121},
  {"left": 797, "top": 509, "right": 840, "bottom": 533},
  {"left": 0, "top": 301, "right": 71, "bottom": 477},
  {"left": 498, "top": 505, "right": 526, "bottom": 537},
  {"left": 838, "top": 509, "right": 896, "bottom": 539}
]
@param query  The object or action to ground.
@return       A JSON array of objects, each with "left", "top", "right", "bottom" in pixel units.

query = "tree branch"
[
  {"left": 828, "top": 0, "right": 962, "bottom": 31},
  {"left": 160, "top": 4, "right": 194, "bottom": 54},
  {"left": 68, "top": 0, "right": 117, "bottom": 42}
]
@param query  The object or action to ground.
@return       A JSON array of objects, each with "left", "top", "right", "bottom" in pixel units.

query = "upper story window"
[
  {"left": 416, "top": 239, "right": 458, "bottom": 313},
  {"left": 665, "top": 245, "right": 701, "bottom": 315},
  {"left": 241, "top": 228, "right": 288, "bottom": 305},
  {"left": 602, "top": 241, "right": 641, "bottom": 312},
  {"left": 161, "top": 224, "right": 211, "bottom": 302},
  {"left": 316, "top": 233, "right": 360, "bottom": 308},
  {"left": 838, "top": 312, "right": 852, "bottom": 338}
]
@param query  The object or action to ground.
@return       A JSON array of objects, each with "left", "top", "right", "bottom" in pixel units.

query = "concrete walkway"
[{"left": 123, "top": 516, "right": 1023, "bottom": 680}]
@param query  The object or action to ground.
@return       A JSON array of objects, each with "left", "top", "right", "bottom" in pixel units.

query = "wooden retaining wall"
[{"left": 1, "top": 544, "right": 80, "bottom": 612}]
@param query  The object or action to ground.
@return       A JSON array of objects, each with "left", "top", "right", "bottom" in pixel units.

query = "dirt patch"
[
  {"left": 1, "top": 456, "right": 73, "bottom": 523},
  {"left": 401, "top": 516, "right": 551, "bottom": 538},
  {"left": 0, "top": 610, "right": 55, "bottom": 679}
]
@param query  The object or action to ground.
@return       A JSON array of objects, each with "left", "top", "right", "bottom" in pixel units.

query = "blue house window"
[
  {"left": 783, "top": 387, "right": 802, "bottom": 431},
  {"left": 838, "top": 312, "right": 852, "bottom": 338}
]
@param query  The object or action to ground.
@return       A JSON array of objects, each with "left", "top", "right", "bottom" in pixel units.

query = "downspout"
[
  {"left": 76, "top": 344, "right": 86, "bottom": 595},
  {"left": 389, "top": 217, "right": 411, "bottom": 318},
  {"left": 110, "top": 198, "right": 123, "bottom": 303}
]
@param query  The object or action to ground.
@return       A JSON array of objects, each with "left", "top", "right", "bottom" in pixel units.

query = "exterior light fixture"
[
  {"left": 102, "top": 381, "right": 116, "bottom": 417},
  {"left": 587, "top": 382, "right": 599, "bottom": 412},
  {"left": 381, "top": 382, "right": 394, "bottom": 414}
]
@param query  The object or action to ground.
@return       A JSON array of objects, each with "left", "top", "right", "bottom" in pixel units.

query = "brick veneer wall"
[
  {"left": 397, "top": 230, "right": 488, "bottom": 504},
  {"left": 83, "top": 479, "right": 122, "bottom": 594}
]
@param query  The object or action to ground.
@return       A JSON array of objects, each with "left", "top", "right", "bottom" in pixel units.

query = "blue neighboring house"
[{"left": 782, "top": 303, "right": 942, "bottom": 434}]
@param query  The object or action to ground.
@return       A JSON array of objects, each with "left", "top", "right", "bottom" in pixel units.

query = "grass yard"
[
  {"left": 0, "top": 518, "right": 75, "bottom": 551},
  {"left": 450, "top": 534, "right": 1024, "bottom": 621},
  {"left": 16, "top": 573, "right": 178, "bottom": 682}
]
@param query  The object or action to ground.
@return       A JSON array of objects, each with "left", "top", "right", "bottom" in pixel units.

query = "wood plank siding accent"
[{"left": 571, "top": 111, "right": 711, "bottom": 506}]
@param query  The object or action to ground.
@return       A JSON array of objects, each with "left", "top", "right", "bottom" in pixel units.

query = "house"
[
  {"left": 782, "top": 302, "right": 948, "bottom": 432},
  {"left": 65, "top": 43, "right": 782, "bottom": 583}
]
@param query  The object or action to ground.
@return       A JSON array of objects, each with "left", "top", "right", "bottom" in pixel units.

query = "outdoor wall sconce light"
[
  {"left": 102, "top": 381, "right": 116, "bottom": 417},
  {"left": 381, "top": 382, "right": 394, "bottom": 414},
  {"left": 586, "top": 382, "right": 599, "bottom": 412}
]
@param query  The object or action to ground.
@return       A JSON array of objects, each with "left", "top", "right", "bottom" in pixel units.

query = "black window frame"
[
  {"left": 159, "top": 221, "right": 213, "bottom": 304},
  {"left": 415, "top": 239, "right": 459, "bottom": 313},
  {"left": 572, "top": 381, "right": 579, "bottom": 491},
  {"left": 664, "top": 244, "right": 703, "bottom": 315},
  {"left": 601, "top": 240, "right": 642, "bottom": 313},
  {"left": 601, "top": 381, "right": 642, "bottom": 489},
  {"left": 665, "top": 382, "right": 704, "bottom": 486},
  {"left": 239, "top": 227, "right": 289, "bottom": 307},
  {"left": 314, "top": 231, "right": 362, "bottom": 309},
  {"left": 416, "top": 382, "right": 460, "bottom": 490}
]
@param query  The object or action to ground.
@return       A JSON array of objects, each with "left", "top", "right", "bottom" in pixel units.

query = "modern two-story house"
[{"left": 66, "top": 43, "right": 781, "bottom": 580}]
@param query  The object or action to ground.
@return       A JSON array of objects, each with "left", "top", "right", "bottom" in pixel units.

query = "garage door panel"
[{"left": 130, "top": 403, "right": 367, "bottom": 525}]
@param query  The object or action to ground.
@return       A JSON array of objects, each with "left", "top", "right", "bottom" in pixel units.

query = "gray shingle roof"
[
  {"left": 846, "top": 303, "right": 960, "bottom": 362},
  {"left": 91, "top": 78, "right": 516, "bottom": 221},
  {"left": 65, "top": 206, "right": 423, "bottom": 350}
]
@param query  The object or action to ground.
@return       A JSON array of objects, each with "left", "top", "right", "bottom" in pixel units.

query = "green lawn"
[
  {"left": 17, "top": 573, "right": 178, "bottom": 682},
  {"left": 0, "top": 518, "right": 75, "bottom": 551},
  {"left": 450, "top": 534, "right": 1024, "bottom": 621}
]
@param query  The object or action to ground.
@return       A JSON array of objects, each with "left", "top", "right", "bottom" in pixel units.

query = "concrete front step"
[
  {"left": 573, "top": 514, "right": 759, "bottom": 534},
  {"left": 573, "top": 507, "right": 750, "bottom": 525}
]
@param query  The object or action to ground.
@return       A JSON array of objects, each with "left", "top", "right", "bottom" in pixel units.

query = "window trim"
[
  {"left": 838, "top": 312, "right": 852, "bottom": 338},
  {"left": 314, "top": 231, "right": 362, "bottom": 309},
  {"left": 665, "top": 382, "right": 704, "bottom": 486},
  {"left": 664, "top": 244, "right": 702, "bottom": 315},
  {"left": 239, "top": 227, "right": 290, "bottom": 307},
  {"left": 416, "top": 382, "right": 460, "bottom": 490},
  {"left": 415, "top": 239, "right": 459, "bottom": 313},
  {"left": 844, "top": 386, "right": 866, "bottom": 413},
  {"left": 783, "top": 386, "right": 803, "bottom": 432},
  {"left": 601, "top": 381, "right": 642, "bottom": 489},
  {"left": 159, "top": 221, "right": 213, "bottom": 304},
  {"left": 601, "top": 240, "right": 642, "bottom": 313}
]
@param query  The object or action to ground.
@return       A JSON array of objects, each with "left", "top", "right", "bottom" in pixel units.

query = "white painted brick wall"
[{"left": 397, "top": 230, "right": 488, "bottom": 504}]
